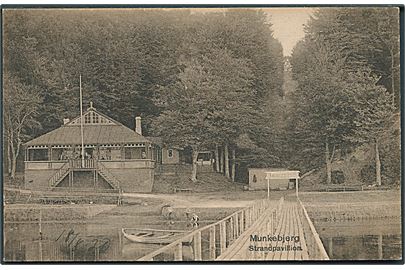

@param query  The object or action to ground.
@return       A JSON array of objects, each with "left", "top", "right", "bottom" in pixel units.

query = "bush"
[
  {"left": 331, "top": 170, "right": 345, "bottom": 184},
  {"left": 381, "top": 137, "right": 401, "bottom": 186},
  {"left": 360, "top": 164, "right": 376, "bottom": 185}
]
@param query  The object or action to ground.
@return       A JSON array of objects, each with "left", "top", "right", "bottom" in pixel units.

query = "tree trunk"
[
  {"left": 7, "top": 138, "right": 12, "bottom": 176},
  {"left": 325, "top": 142, "right": 332, "bottom": 185},
  {"left": 191, "top": 148, "right": 199, "bottom": 182},
  {"left": 9, "top": 132, "right": 16, "bottom": 179},
  {"left": 11, "top": 154, "right": 17, "bottom": 179},
  {"left": 219, "top": 147, "right": 224, "bottom": 173},
  {"left": 231, "top": 148, "right": 236, "bottom": 182},
  {"left": 215, "top": 144, "right": 220, "bottom": 172},
  {"left": 390, "top": 48, "right": 395, "bottom": 108},
  {"left": 11, "top": 140, "right": 21, "bottom": 180},
  {"left": 224, "top": 143, "right": 230, "bottom": 178},
  {"left": 375, "top": 139, "right": 382, "bottom": 186}
]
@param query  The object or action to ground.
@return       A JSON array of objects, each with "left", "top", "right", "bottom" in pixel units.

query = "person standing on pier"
[{"left": 185, "top": 209, "right": 199, "bottom": 229}]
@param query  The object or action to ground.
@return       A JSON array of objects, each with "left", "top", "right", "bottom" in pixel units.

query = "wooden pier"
[{"left": 137, "top": 197, "right": 329, "bottom": 261}]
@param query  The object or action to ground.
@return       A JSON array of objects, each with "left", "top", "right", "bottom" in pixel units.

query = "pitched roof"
[
  {"left": 25, "top": 107, "right": 150, "bottom": 146},
  {"left": 145, "top": 136, "right": 163, "bottom": 146},
  {"left": 145, "top": 136, "right": 183, "bottom": 150}
]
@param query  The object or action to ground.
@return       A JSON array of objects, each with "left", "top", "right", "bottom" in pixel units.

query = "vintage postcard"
[{"left": 1, "top": 6, "right": 403, "bottom": 263}]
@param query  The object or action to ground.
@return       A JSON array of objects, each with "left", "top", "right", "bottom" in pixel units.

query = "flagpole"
[{"left": 79, "top": 75, "right": 85, "bottom": 167}]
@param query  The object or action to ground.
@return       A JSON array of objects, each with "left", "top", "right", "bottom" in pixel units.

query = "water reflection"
[
  {"left": 5, "top": 222, "right": 125, "bottom": 261},
  {"left": 316, "top": 219, "right": 402, "bottom": 260},
  {"left": 4, "top": 222, "right": 197, "bottom": 261},
  {"left": 5, "top": 218, "right": 402, "bottom": 261}
]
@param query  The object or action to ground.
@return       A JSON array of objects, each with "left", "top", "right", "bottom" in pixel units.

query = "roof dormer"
[{"left": 66, "top": 102, "right": 117, "bottom": 126}]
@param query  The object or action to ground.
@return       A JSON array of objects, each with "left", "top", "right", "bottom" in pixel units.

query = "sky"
[
  {"left": 264, "top": 8, "right": 315, "bottom": 56},
  {"left": 189, "top": 7, "right": 315, "bottom": 56}
]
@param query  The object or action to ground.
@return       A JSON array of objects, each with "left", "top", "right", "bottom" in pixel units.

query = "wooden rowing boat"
[{"left": 121, "top": 228, "right": 192, "bottom": 245}]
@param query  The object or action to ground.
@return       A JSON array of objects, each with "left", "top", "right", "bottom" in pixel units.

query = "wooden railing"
[
  {"left": 69, "top": 159, "right": 95, "bottom": 169},
  {"left": 47, "top": 159, "right": 122, "bottom": 194},
  {"left": 297, "top": 198, "right": 329, "bottom": 260},
  {"left": 137, "top": 198, "right": 283, "bottom": 261},
  {"left": 216, "top": 197, "right": 284, "bottom": 260},
  {"left": 48, "top": 162, "right": 70, "bottom": 187},
  {"left": 97, "top": 161, "right": 121, "bottom": 191}
]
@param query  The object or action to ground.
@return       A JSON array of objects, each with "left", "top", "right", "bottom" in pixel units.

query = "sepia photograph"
[{"left": 1, "top": 5, "right": 403, "bottom": 263}]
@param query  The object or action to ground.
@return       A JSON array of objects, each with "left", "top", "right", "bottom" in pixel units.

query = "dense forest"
[
  {"left": 287, "top": 8, "right": 400, "bottom": 186},
  {"left": 3, "top": 8, "right": 400, "bottom": 186}
]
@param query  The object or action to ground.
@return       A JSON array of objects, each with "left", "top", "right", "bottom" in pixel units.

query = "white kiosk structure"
[{"left": 265, "top": 170, "right": 300, "bottom": 198}]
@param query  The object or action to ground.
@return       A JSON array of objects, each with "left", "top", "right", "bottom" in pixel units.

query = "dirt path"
[{"left": 123, "top": 190, "right": 289, "bottom": 208}]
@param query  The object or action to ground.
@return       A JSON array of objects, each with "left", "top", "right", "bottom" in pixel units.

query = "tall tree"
[
  {"left": 345, "top": 71, "right": 394, "bottom": 185},
  {"left": 289, "top": 8, "right": 399, "bottom": 185},
  {"left": 290, "top": 37, "right": 357, "bottom": 184},
  {"left": 3, "top": 75, "right": 42, "bottom": 179},
  {"left": 3, "top": 9, "right": 284, "bottom": 182},
  {"left": 304, "top": 8, "right": 400, "bottom": 109},
  {"left": 151, "top": 56, "right": 218, "bottom": 181}
]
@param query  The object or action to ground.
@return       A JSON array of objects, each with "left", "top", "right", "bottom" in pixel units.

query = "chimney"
[
  {"left": 63, "top": 118, "right": 70, "bottom": 125},
  {"left": 135, "top": 116, "right": 142, "bottom": 135}
]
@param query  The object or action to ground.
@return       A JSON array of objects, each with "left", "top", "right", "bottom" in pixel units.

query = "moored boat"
[{"left": 121, "top": 228, "right": 192, "bottom": 245}]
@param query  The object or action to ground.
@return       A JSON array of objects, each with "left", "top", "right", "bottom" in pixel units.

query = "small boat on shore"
[{"left": 121, "top": 228, "right": 192, "bottom": 245}]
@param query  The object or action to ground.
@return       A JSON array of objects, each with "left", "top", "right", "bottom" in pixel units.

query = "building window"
[
  {"left": 30, "top": 149, "right": 49, "bottom": 161},
  {"left": 93, "top": 113, "right": 99, "bottom": 123},
  {"left": 84, "top": 113, "right": 91, "bottom": 124},
  {"left": 168, "top": 149, "right": 174, "bottom": 158},
  {"left": 253, "top": 175, "right": 257, "bottom": 183}
]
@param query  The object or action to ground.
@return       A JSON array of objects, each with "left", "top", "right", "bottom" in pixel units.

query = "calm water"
[
  {"left": 4, "top": 217, "right": 219, "bottom": 262},
  {"left": 316, "top": 219, "right": 402, "bottom": 260},
  {"left": 4, "top": 217, "right": 402, "bottom": 261},
  {"left": 4, "top": 221, "right": 184, "bottom": 262}
]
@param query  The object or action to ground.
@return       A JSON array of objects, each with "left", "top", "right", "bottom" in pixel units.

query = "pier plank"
[
  {"left": 266, "top": 201, "right": 288, "bottom": 260},
  {"left": 295, "top": 204, "right": 310, "bottom": 259},
  {"left": 217, "top": 207, "right": 273, "bottom": 260},
  {"left": 139, "top": 198, "right": 327, "bottom": 262}
]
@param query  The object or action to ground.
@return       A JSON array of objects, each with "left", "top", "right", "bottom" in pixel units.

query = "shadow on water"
[
  {"left": 3, "top": 222, "right": 175, "bottom": 262},
  {"left": 4, "top": 208, "right": 402, "bottom": 261},
  {"left": 4, "top": 221, "right": 206, "bottom": 261},
  {"left": 3, "top": 202, "right": 239, "bottom": 262},
  {"left": 316, "top": 219, "right": 402, "bottom": 260}
]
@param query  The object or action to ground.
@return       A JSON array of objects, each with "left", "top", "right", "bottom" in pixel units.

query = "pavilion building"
[{"left": 24, "top": 104, "right": 157, "bottom": 192}]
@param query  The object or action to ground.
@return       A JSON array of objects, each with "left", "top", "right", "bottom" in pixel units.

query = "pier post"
[
  {"left": 118, "top": 228, "right": 123, "bottom": 256},
  {"left": 240, "top": 211, "right": 244, "bottom": 233},
  {"left": 193, "top": 231, "right": 202, "bottom": 261},
  {"left": 174, "top": 243, "right": 183, "bottom": 261},
  {"left": 234, "top": 213, "right": 239, "bottom": 238},
  {"left": 378, "top": 234, "right": 383, "bottom": 259},
  {"left": 328, "top": 237, "right": 333, "bottom": 258},
  {"left": 209, "top": 226, "right": 216, "bottom": 260},
  {"left": 229, "top": 217, "right": 234, "bottom": 241},
  {"left": 245, "top": 209, "right": 251, "bottom": 228},
  {"left": 219, "top": 221, "right": 226, "bottom": 254}
]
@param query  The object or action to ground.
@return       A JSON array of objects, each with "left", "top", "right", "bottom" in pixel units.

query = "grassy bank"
[
  {"left": 4, "top": 204, "right": 116, "bottom": 222},
  {"left": 300, "top": 190, "right": 401, "bottom": 221}
]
